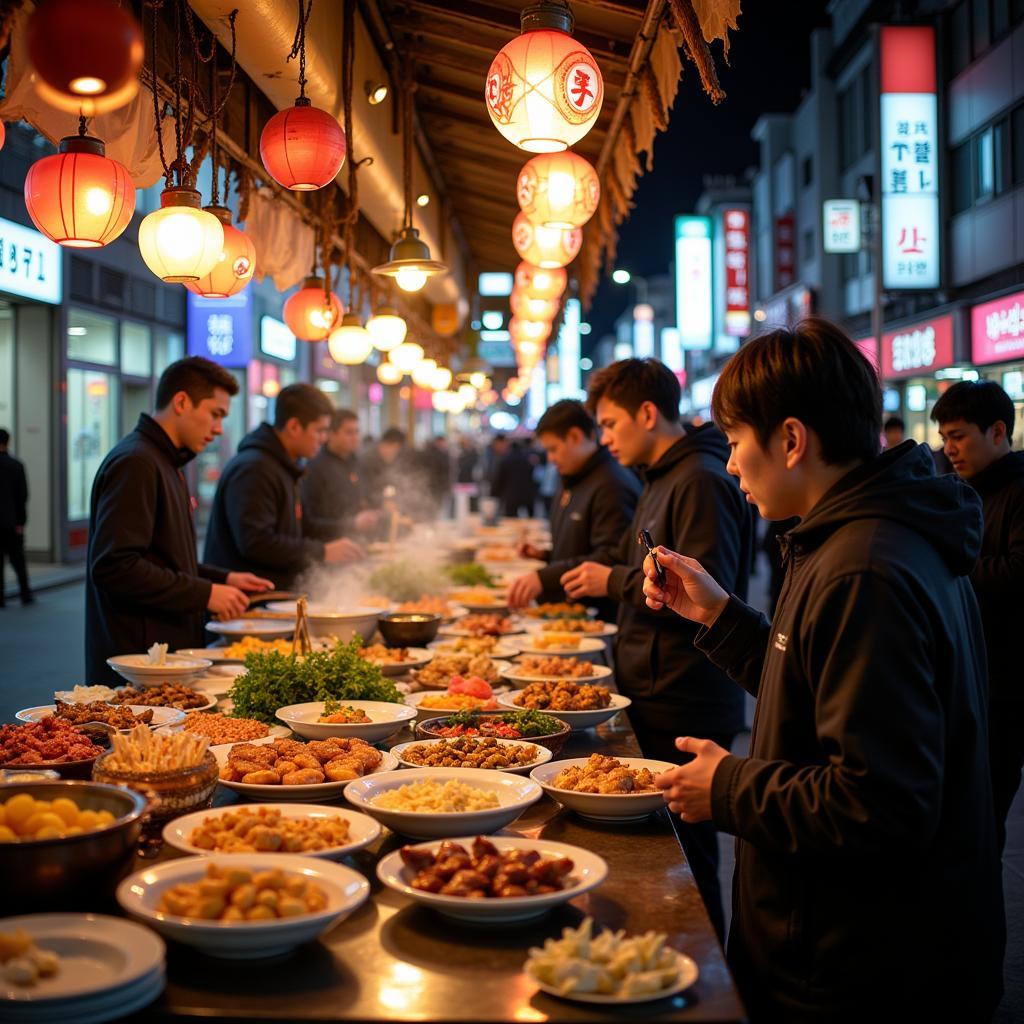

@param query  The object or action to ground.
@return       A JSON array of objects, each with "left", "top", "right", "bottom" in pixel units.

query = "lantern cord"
[
  {"left": 342, "top": 0, "right": 358, "bottom": 309},
  {"left": 147, "top": 1, "right": 172, "bottom": 186},
  {"left": 77, "top": 113, "right": 88, "bottom": 138},
  {"left": 287, "top": 0, "right": 314, "bottom": 102},
  {"left": 401, "top": 72, "right": 416, "bottom": 232},
  {"left": 203, "top": 10, "right": 239, "bottom": 207}
]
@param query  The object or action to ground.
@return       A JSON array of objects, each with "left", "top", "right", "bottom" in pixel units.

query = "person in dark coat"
[
  {"left": 85, "top": 358, "right": 272, "bottom": 684},
  {"left": 560, "top": 359, "right": 753, "bottom": 940},
  {"left": 360, "top": 428, "right": 407, "bottom": 510},
  {"left": 507, "top": 399, "right": 640, "bottom": 620},
  {"left": 490, "top": 435, "right": 537, "bottom": 517},
  {"left": 0, "top": 428, "right": 33, "bottom": 606},
  {"left": 642, "top": 320, "right": 1004, "bottom": 1023},
  {"left": 933, "top": 379, "right": 1024, "bottom": 852},
  {"left": 301, "top": 409, "right": 379, "bottom": 542},
  {"left": 204, "top": 384, "right": 364, "bottom": 590},
  {"left": 418, "top": 436, "right": 453, "bottom": 517}
]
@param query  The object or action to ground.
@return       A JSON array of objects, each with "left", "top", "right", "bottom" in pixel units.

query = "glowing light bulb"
[{"left": 395, "top": 267, "right": 428, "bottom": 292}]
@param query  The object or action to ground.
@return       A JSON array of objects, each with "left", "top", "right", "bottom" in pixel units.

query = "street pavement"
[{"left": 0, "top": 581, "right": 1020, "bottom": 1020}]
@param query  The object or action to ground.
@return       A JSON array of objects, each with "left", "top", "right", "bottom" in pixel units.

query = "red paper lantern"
[
  {"left": 184, "top": 207, "right": 256, "bottom": 299},
  {"left": 512, "top": 211, "right": 581, "bottom": 269},
  {"left": 517, "top": 150, "right": 599, "bottom": 230},
  {"left": 514, "top": 261, "right": 566, "bottom": 300},
  {"left": 260, "top": 101, "right": 346, "bottom": 191},
  {"left": 0, "top": 122, "right": 6, "bottom": 154},
  {"left": 283, "top": 276, "right": 344, "bottom": 341},
  {"left": 27, "top": 0, "right": 143, "bottom": 115},
  {"left": 24, "top": 134, "right": 134, "bottom": 248},
  {"left": 510, "top": 291, "right": 558, "bottom": 322}
]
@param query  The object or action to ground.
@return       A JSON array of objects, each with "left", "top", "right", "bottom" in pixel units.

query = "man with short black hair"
[
  {"left": 933, "top": 378, "right": 1024, "bottom": 852},
  {"left": 204, "top": 383, "right": 364, "bottom": 588},
  {"left": 508, "top": 399, "right": 640, "bottom": 617},
  {"left": 883, "top": 414, "right": 905, "bottom": 448},
  {"left": 86, "top": 357, "right": 272, "bottom": 683},
  {"left": 560, "top": 358, "right": 752, "bottom": 939},
  {"left": 0, "top": 427, "right": 33, "bottom": 607},
  {"left": 641, "top": 319, "right": 1004, "bottom": 1021}
]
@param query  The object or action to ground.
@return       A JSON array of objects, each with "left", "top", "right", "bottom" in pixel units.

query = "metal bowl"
[
  {"left": 0, "top": 780, "right": 150, "bottom": 914},
  {"left": 377, "top": 612, "right": 442, "bottom": 646}
]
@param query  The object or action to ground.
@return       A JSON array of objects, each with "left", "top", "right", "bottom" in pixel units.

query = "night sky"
[{"left": 584, "top": 0, "right": 832, "bottom": 346}]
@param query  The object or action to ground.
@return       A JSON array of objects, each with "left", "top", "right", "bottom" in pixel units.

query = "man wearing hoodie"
[
  {"left": 933, "top": 379, "right": 1024, "bottom": 852},
  {"left": 561, "top": 358, "right": 753, "bottom": 940},
  {"left": 641, "top": 319, "right": 1004, "bottom": 1022},
  {"left": 204, "top": 383, "right": 364, "bottom": 590}
]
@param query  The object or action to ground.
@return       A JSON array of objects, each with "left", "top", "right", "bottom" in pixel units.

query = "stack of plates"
[{"left": 0, "top": 914, "right": 165, "bottom": 1023}]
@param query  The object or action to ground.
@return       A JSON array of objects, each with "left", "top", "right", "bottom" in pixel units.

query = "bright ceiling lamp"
[
  {"left": 485, "top": 1, "right": 603, "bottom": 153},
  {"left": 24, "top": 125, "right": 134, "bottom": 248},
  {"left": 184, "top": 206, "right": 255, "bottom": 298},
  {"left": 366, "top": 306, "right": 407, "bottom": 351},
  {"left": 458, "top": 382, "right": 477, "bottom": 404},
  {"left": 510, "top": 291, "right": 558, "bottom": 322},
  {"left": 328, "top": 312, "right": 374, "bottom": 364},
  {"left": 432, "top": 389, "right": 455, "bottom": 413},
  {"left": 469, "top": 372, "right": 491, "bottom": 391},
  {"left": 283, "top": 275, "right": 343, "bottom": 342},
  {"left": 260, "top": 0, "right": 346, "bottom": 190},
  {"left": 512, "top": 212, "right": 581, "bottom": 269},
  {"left": 514, "top": 261, "right": 566, "bottom": 300},
  {"left": 377, "top": 361, "right": 404, "bottom": 385},
  {"left": 431, "top": 365, "right": 453, "bottom": 391},
  {"left": 509, "top": 317, "right": 551, "bottom": 343},
  {"left": 517, "top": 150, "right": 599, "bottom": 230},
  {"left": 389, "top": 340, "right": 425, "bottom": 373},
  {"left": 28, "top": 0, "right": 143, "bottom": 115},
  {"left": 411, "top": 358, "right": 438, "bottom": 389},
  {"left": 515, "top": 338, "right": 543, "bottom": 359},
  {"left": 139, "top": 188, "right": 223, "bottom": 283}
]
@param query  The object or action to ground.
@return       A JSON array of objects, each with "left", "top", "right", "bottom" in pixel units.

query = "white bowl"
[
  {"left": 275, "top": 700, "right": 416, "bottom": 742},
  {"left": 376, "top": 835, "right": 607, "bottom": 923},
  {"left": 403, "top": 691, "right": 503, "bottom": 723},
  {"left": 343, "top": 767, "right": 542, "bottom": 838},
  {"left": 263, "top": 601, "right": 380, "bottom": 642},
  {"left": 16, "top": 704, "right": 186, "bottom": 732},
  {"left": 116, "top": 853, "right": 370, "bottom": 959},
  {"left": 500, "top": 663, "right": 613, "bottom": 685},
  {"left": 106, "top": 654, "right": 212, "bottom": 687},
  {"left": 360, "top": 647, "right": 434, "bottom": 677},
  {"left": 530, "top": 757, "right": 676, "bottom": 822},
  {"left": 205, "top": 620, "right": 295, "bottom": 640},
  {"left": 513, "top": 636, "right": 607, "bottom": 660},
  {"left": 389, "top": 737, "right": 553, "bottom": 775},
  {"left": 496, "top": 690, "right": 630, "bottom": 731},
  {"left": 161, "top": 803, "right": 382, "bottom": 861}
]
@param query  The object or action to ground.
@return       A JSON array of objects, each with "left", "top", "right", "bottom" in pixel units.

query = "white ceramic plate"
[
  {"left": 376, "top": 835, "right": 607, "bottom": 923},
  {"left": 164, "top": 720, "right": 290, "bottom": 740},
  {"left": 499, "top": 663, "right": 614, "bottom": 685},
  {"left": 343, "top": 767, "right": 542, "bottom": 839},
  {"left": 497, "top": 691, "right": 630, "bottom": 731},
  {"left": 359, "top": 647, "right": 434, "bottom": 676},
  {"left": 263, "top": 602, "right": 380, "bottom": 642},
  {"left": 530, "top": 757, "right": 675, "bottom": 822},
  {"left": 205, "top": 619, "right": 295, "bottom": 640},
  {"left": 116, "top": 854, "right": 370, "bottom": 959},
  {"left": 15, "top": 704, "right": 186, "bottom": 731},
  {"left": 402, "top": 691, "right": 503, "bottom": 723},
  {"left": 445, "top": 590, "right": 511, "bottom": 613},
  {"left": 480, "top": 559, "right": 547, "bottom": 576},
  {"left": 112, "top": 688, "right": 218, "bottom": 713},
  {"left": 161, "top": 803, "right": 382, "bottom": 860},
  {"left": 175, "top": 647, "right": 242, "bottom": 663},
  {"left": 513, "top": 637, "right": 608, "bottom": 659},
  {"left": 527, "top": 948, "right": 699, "bottom": 1004},
  {"left": 0, "top": 914, "right": 164, "bottom": 1004},
  {"left": 213, "top": 738, "right": 400, "bottom": 801},
  {"left": 524, "top": 620, "right": 618, "bottom": 637},
  {"left": 0, "top": 969, "right": 166, "bottom": 1023},
  {"left": 105, "top": 654, "right": 212, "bottom": 687},
  {"left": 437, "top": 619, "right": 527, "bottom": 638},
  {"left": 275, "top": 700, "right": 416, "bottom": 743},
  {"left": 389, "top": 737, "right": 553, "bottom": 775},
  {"left": 428, "top": 639, "right": 521, "bottom": 658}
]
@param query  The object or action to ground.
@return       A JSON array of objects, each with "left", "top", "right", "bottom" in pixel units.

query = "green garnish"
[
  {"left": 440, "top": 708, "right": 563, "bottom": 736},
  {"left": 445, "top": 562, "right": 497, "bottom": 587}
]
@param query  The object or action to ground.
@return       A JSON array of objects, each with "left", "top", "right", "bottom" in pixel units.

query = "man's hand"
[
  {"left": 225, "top": 572, "right": 274, "bottom": 594},
  {"left": 207, "top": 583, "right": 249, "bottom": 620},
  {"left": 354, "top": 509, "right": 380, "bottom": 533},
  {"left": 324, "top": 537, "right": 366, "bottom": 564},
  {"left": 642, "top": 547, "right": 729, "bottom": 627},
  {"left": 508, "top": 571, "right": 542, "bottom": 609},
  {"left": 654, "top": 736, "right": 732, "bottom": 823},
  {"left": 560, "top": 561, "right": 612, "bottom": 599},
  {"left": 516, "top": 541, "right": 548, "bottom": 560}
]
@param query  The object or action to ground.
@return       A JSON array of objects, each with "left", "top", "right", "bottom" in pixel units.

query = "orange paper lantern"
[
  {"left": 283, "top": 276, "right": 344, "bottom": 341},
  {"left": 514, "top": 261, "right": 566, "bottom": 300},
  {"left": 260, "top": 101, "right": 346, "bottom": 191},
  {"left": 509, "top": 317, "right": 551, "bottom": 344},
  {"left": 24, "top": 134, "right": 134, "bottom": 248},
  {"left": 517, "top": 150, "right": 599, "bottom": 229},
  {"left": 510, "top": 291, "right": 559, "bottom": 322},
  {"left": 184, "top": 207, "right": 256, "bottom": 299},
  {"left": 512, "top": 212, "right": 581, "bottom": 269}
]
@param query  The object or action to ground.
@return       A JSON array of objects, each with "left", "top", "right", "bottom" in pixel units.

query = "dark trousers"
[
  {"left": 0, "top": 527, "right": 32, "bottom": 603},
  {"left": 990, "top": 700, "right": 1024, "bottom": 853},
  {"left": 629, "top": 715, "right": 733, "bottom": 943}
]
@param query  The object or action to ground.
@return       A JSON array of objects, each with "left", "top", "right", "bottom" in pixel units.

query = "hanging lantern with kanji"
[
  {"left": 514, "top": 261, "right": 567, "bottom": 300},
  {"left": 485, "top": 1, "right": 603, "bottom": 153},
  {"left": 283, "top": 275, "right": 344, "bottom": 341},
  {"left": 184, "top": 207, "right": 256, "bottom": 299},
  {"left": 517, "top": 150, "right": 599, "bottom": 230},
  {"left": 512, "top": 211, "right": 581, "bottom": 269}
]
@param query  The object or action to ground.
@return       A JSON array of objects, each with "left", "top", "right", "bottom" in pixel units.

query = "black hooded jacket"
[
  {"left": 696, "top": 442, "right": 1004, "bottom": 1022},
  {"left": 203, "top": 424, "right": 325, "bottom": 589},
  {"left": 967, "top": 448, "right": 1024, "bottom": 707},
  {"left": 85, "top": 415, "right": 229, "bottom": 684},
  {"left": 604, "top": 424, "right": 753, "bottom": 736},
  {"left": 301, "top": 448, "right": 365, "bottom": 541}
]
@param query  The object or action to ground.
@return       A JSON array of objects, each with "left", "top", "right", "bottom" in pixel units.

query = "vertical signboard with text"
[
  {"left": 723, "top": 209, "right": 751, "bottom": 338},
  {"left": 775, "top": 213, "right": 795, "bottom": 291},
  {"left": 880, "top": 26, "right": 940, "bottom": 289},
  {"left": 675, "top": 215, "right": 713, "bottom": 350}
]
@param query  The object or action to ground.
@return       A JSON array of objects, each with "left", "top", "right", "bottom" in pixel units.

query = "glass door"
[{"left": 67, "top": 367, "right": 117, "bottom": 522}]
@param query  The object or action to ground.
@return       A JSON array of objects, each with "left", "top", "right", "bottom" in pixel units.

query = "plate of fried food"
[
  {"left": 214, "top": 736, "right": 399, "bottom": 801},
  {"left": 376, "top": 835, "right": 607, "bottom": 923},
  {"left": 438, "top": 613, "right": 526, "bottom": 638},
  {"left": 390, "top": 736, "right": 553, "bottom": 775},
  {"left": 530, "top": 755, "right": 674, "bottom": 822},
  {"left": 170, "top": 711, "right": 291, "bottom": 745},
  {"left": 16, "top": 702, "right": 185, "bottom": 733},
  {"left": 497, "top": 682, "right": 629, "bottom": 731},
  {"left": 394, "top": 597, "right": 467, "bottom": 622},
  {"left": 106, "top": 683, "right": 216, "bottom": 712},
  {"left": 428, "top": 635, "right": 522, "bottom": 659},
  {"left": 500, "top": 658, "right": 613, "bottom": 685},
  {"left": 514, "top": 635, "right": 607, "bottom": 658},
  {"left": 526, "top": 618, "right": 618, "bottom": 637},
  {"left": 161, "top": 803, "right": 382, "bottom": 861},
  {"left": 445, "top": 588, "right": 511, "bottom": 613},
  {"left": 522, "top": 603, "right": 593, "bottom": 621},
  {"left": 274, "top": 700, "right": 416, "bottom": 743},
  {"left": 410, "top": 650, "right": 509, "bottom": 689},
  {"left": 356, "top": 644, "right": 434, "bottom": 676}
]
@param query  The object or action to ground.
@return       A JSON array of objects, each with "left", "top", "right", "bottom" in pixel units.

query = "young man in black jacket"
[
  {"left": 507, "top": 399, "right": 641, "bottom": 618},
  {"left": 85, "top": 358, "right": 272, "bottom": 684},
  {"left": 642, "top": 320, "right": 1004, "bottom": 1022},
  {"left": 0, "top": 428, "right": 33, "bottom": 606},
  {"left": 204, "top": 384, "right": 364, "bottom": 589},
  {"left": 561, "top": 359, "right": 752, "bottom": 940},
  {"left": 933, "top": 379, "right": 1024, "bottom": 852}
]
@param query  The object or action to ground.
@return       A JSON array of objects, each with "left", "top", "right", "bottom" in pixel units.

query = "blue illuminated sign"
[{"left": 186, "top": 290, "right": 252, "bottom": 367}]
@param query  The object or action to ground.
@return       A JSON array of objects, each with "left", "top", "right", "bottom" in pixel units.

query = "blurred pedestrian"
[
  {"left": 883, "top": 415, "right": 905, "bottom": 448},
  {"left": 0, "top": 427, "right": 33, "bottom": 607},
  {"left": 362, "top": 428, "right": 408, "bottom": 509},
  {"left": 490, "top": 435, "right": 537, "bottom": 517}
]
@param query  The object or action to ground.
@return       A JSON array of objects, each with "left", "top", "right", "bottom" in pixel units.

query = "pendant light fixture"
[
  {"left": 485, "top": 1, "right": 603, "bottom": 153},
  {"left": 284, "top": 273, "right": 344, "bottom": 341},
  {"left": 329, "top": 311, "right": 374, "bottom": 364},
  {"left": 377, "top": 361, "right": 404, "bottom": 385},
  {"left": 517, "top": 150, "right": 599, "bottom": 230},
  {"left": 260, "top": 0, "right": 346, "bottom": 191},
  {"left": 389, "top": 340, "right": 425, "bottom": 373},
  {"left": 512, "top": 211, "right": 581, "bottom": 269},
  {"left": 430, "top": 365, "right": 453, "bottom": 391},
  {"left": 514, "top": 261, "right": 566, "bottom": 300},
  {"left": 366, "top": 305, "right": 408, "bottom": 351},
  {"left": 373, "top": 75, "right": 446, "bottom": 292},
  {"left": 28, "top": 0, "right": 144, "bottom": 115},
  {"left": 411, "top": 357, "right": 438, "bottom": 389},
  {"left": 24, "top": 116, "right": 134, "bottom": 248},
  {"left": 510, "top": 291, "right": 558, "bottom": 322}
]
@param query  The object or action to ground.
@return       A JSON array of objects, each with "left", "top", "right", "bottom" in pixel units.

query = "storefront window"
[
  {"left": 67, "top": 308, "right": 117, "bottom": 365},
  {"left": 0, "top": 303, "right": 13, "bottom": 436},
  {"left": 121, "top": 321, "right": 152, "bottom": 377},
  {"left": 67, "top": 367, "right": 117, "bottom": 520},
  {"left": 154, "top": 329, "right": 184, "bottom": 374}
]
